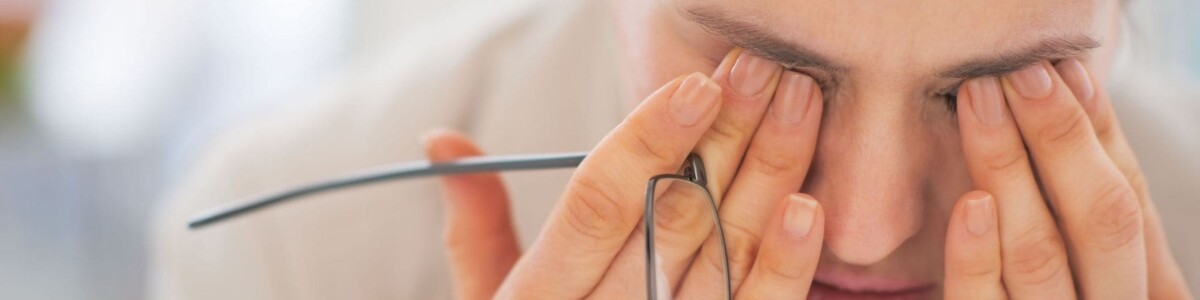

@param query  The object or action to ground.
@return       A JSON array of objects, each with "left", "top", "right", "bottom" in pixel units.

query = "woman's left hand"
[{"left": 947, "top": 59, "right": 1193, "bottom": 299}]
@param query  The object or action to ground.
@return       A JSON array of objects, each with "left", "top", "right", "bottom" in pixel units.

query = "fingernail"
[
  {"left": 966, "top": 77, "right": 1006, "bottom": 126},
  {"left": 1007, "top": 63, "right": 1053, "bottom": 99},
  {"left": 784, "top": 194, "right": 818, "bottom": 238},
  {"left": 771, "top": 71, "right": 815, "bottom": 124},
  {"left": 965, "top": 193, "right": 994, "bottom": 236},
  {"left": 730, "top": 52, "right": 776, "bottom": 97},
  {"left": 670, "top": 72, "right": 722, "bottom": 126},
  {"left": 1055, "top": 59, "right": 1095, "bottom": 109}
]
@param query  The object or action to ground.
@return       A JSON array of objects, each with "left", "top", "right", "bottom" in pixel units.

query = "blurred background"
[{"left": 0, "top": 0, "right": 1196, "bottom": 299}]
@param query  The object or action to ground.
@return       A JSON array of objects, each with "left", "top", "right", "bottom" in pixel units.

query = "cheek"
[{"left": 926, "top": 127, "right": 973, "bottom": 215}]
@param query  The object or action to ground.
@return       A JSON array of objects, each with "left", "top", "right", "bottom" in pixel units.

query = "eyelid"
[
  {"left": 943, "top": 80, "right": 964, "bottom": 96},
  {"left": 782, "top": 66, "right": 835, "bottom": 90}
]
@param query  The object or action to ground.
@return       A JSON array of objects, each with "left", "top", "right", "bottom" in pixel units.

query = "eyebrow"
[
  {"left": 682, "top": 7, "right": 1101, "bottom": 79},
  {"left": 683, "top": 7, "right": 849, "bottom": 73},
  {"left": 937, "top": 35, "right": 1100, "bottom": 78}
]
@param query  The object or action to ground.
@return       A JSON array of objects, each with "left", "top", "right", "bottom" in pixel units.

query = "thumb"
[{"left": 422, "top": 129, "right": 521, "bottom": 300}]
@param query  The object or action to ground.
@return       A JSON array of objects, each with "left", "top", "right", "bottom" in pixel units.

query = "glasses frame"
[
  {"left": 186, "top": 151, "right": 732, "bottom": 300},
  {"left": 187, "top": 152, "right": 589, "bottom": 228},
  {"left": 644, "top": 153, "right": 732, "bottom": 300}
]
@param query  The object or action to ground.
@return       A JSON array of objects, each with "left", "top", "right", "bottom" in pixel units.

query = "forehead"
[{"left": 677, "top": 0, "right": 1101, "bottom": 77}]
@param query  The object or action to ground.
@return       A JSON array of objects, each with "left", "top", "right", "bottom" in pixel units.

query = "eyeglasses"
[{"left": 187, "top": 152, "right": 731, "bottom": 300}]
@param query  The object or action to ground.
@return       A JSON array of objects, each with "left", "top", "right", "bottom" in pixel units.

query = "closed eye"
[{"left": 939, "top": 83, "right": 962, "bottom": 113}]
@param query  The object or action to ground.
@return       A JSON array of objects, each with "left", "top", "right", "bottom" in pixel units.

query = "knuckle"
[
  {"left": 761, "top": 256, "right": 808, "bottom": 280},
  {"left": 698, "top": 219, "right": 762, "bottom": 283},
  {"left": 1005, "top": 226, "right": 1070, "bottom": 287},
  {"left": 628, "top": 126, "right": 680, "bottom": 164},
  {"left": 651, "top": 190, "right": 713, "bottom": 244},
  {"left": 1083, "top": 180, "right": 1143, "bottom": 252},
  {"left": 563, "top": 175, "right": 630, "bottom": 240},
  {"left": 1092, "top": 116, "right": 1117, "bottom": 144},
  {"left": 1120, "top": 164, "right": 1150, "bottom": 199},
  {"left": 704, "top": 119, "right": 749, "bottom": 147},
  {"left": 980, "top": 146, "right": 1029, "bottom": 176},
  {"left": 720, "top": 220, "right": 764, "bottom": 270},
  {"left": 697, "top": 238, "right": 753, "bottom": 285},
  {"left": 953, "top": 257, "right": 1002, "bottom": 281},
  {"left": 744, "top": 151, "right": 800, "bottom": 176},
  {"left": 1035, "top": 110, "right": 1092, "bottom": 150},
  {"left": 1090, "top": 107, "right": 1119, "bottom": 143}
]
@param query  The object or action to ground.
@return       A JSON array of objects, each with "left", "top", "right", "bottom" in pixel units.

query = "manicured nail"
[
  {"left": 670, "top": 72, "right": 722, "bottom": 126},
  {"left": 966, "top": 77, "right": 1006, "bottom": 126},
  {"left": 1007, "top": 63, "right": 1053, "bottom": 100},
  {"left": 730, "top": 52, "right": 777, "bottom": 97},
  {"left": 965, "top": 193, "right": 994, "bottom": 237},
  {"left": 771, "top": 71, "right": 815, "bottom": 124},
  {"left": 1055, "top": 59, "right": 1095, "bottom": 109},
  {"left": 784, "top": 194, "right": 818, "bottom": 238}
]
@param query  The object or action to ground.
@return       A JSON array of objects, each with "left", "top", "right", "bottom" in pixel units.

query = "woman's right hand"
[{"left": 424, "top": 48, "right": 826, "bottom": 299}]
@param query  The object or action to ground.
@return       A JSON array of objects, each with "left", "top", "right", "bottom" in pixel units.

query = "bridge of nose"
[{"left": 805, "top": 94, "right": 937, "bottom": 266}]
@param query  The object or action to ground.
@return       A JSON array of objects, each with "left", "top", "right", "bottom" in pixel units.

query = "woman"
[{"left": 152, "top": 0, "right": 1198, "bottom": 298}]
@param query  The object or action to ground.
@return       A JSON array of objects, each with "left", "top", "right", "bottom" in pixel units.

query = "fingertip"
[
  {"left": 735, "top": 193, "right": 822, "bottom": 297},
  {"left": 420, "top": 128, "right": 455, "bottom": 148},
  {"left": 945, "top": 191, "right": 1004, "bottom": 297},
  {"left": 958, "top": 190, "right": 993, "bottom": 205},
  {"left": 669, "top": 72, "right": 723, "bottom": 126},
  {"left": 960, "top": 191, "right": 996, "bottom": 237},
  {"left": 710, "top": 47, "right": 744, "bottom": 84},
  {"left": 781, "top": 193, "right": 823, "bottom": 239},
  {"left": 770, "top": 71, "right": 816, "bottom": 125},
  {"left": 1005, "top": 61, "right": 1054, "bottom": 100},
  {"left": 421, "top": 128, "right": 485, "bottom": 162},
  {"left": 1053, "top": 58, "right": 1095, "bottom": 109}
]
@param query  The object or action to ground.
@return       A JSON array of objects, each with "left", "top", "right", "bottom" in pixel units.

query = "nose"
[{"left": 805, "top": 95, "right": 931, "bottom": 266}]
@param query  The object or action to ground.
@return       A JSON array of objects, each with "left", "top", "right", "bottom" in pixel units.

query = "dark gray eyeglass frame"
[
  {"left": 186, "top": 151, "right": 731, "bottom": 300},
  {"left": 644, "top": 153, "right": 732, "bottom": 300}
]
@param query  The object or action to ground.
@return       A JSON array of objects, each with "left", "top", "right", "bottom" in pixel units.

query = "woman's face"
[{"left": 614, "top": 0, "right": 1121, "bottom": 295}]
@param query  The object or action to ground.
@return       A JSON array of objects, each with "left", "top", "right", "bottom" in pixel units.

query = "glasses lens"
[{"left": 646, "top": 177, "right": 726, "bottom": 299}]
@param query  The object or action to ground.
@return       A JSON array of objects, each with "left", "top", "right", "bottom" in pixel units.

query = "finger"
[
  {"left": 956, "top": 76, "right": 1077, "bottom": 298},
  {"left": 587, "top": 181, "right": 717, "bottom": 298},
  {"left": 944, "top": 191, "right": 1007, "bottom": 300},
  {"left": 423, "top": 129, "right": 520, "bottom": 300},
  {"left": 694, "top": 48, "right": 782, "bottom": 201},
  {"left": 678, "top": 70, "right": 823, "bottom": 297},
  {"left": 1003, "top": 61, "right": 1148, "bottom": 299},
  {"left": 588, "top": 49, "right": 784, "bottom": 297},
  {"left": 735, "top": 194, "right": 823, "bottom": 300},
  {"left": 1056, "top": 59, "right": 1146, "bottom": 198},
  {"left": 496, "top": 72, "right": 723, "bottom": 298},
  {"left": 1054, "top": 59, "right": 1191, "bottom": 299}
]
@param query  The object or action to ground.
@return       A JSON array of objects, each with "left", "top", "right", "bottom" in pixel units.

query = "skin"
[{"left": 422, "top": 0, "right": 1193, "bottom": 299}]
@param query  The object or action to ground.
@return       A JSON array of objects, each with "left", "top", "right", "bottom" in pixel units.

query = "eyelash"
[
  {"left": 785, "top": 66, "right": 963, "bottom": 113},
  {"left": 939, "top": 85, "right": 961, "bottom": 113}
]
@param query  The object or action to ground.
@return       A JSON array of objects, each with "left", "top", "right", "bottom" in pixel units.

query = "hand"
[
  {"left": 423, "top": 48, "right": 828, "bottom": 299},
  {"left": 946, "top": 59, "right": 1193, "bottom": 299}
]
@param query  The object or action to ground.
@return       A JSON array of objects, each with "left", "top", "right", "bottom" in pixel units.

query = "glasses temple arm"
[{"left": 187, "top": 152, "right": 588, "bottom": 229}]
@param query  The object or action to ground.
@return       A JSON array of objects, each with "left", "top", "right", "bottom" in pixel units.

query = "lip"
[{"left": 808, "top": 269, "right": 935, "bottom": 300}]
